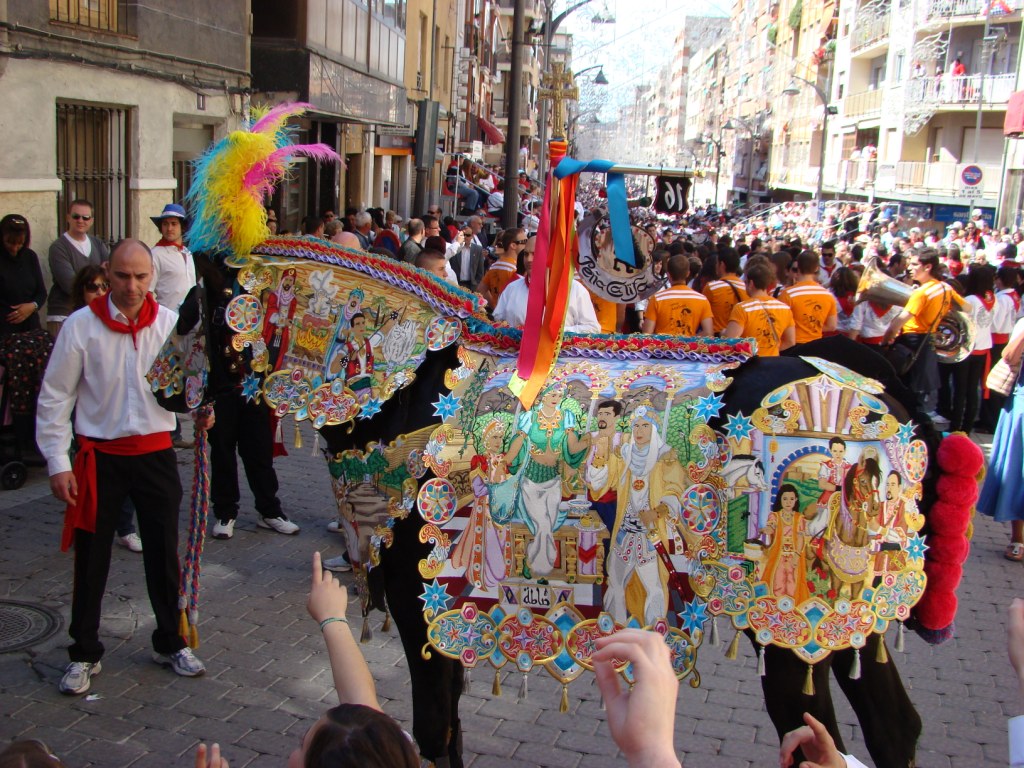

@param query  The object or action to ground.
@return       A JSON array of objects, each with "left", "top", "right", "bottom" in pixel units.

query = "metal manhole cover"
[{"left": 0, "top": 600, "right": 63, "bottom": 653}]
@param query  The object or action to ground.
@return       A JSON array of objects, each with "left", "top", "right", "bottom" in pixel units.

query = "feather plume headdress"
[{"left": 185, "top": 102, "right": 342, "bottom": 257}]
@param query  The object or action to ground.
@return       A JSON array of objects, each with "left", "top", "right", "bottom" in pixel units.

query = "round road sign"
[{"left": 961, "top": 165, "right": 983, "bottom": 187}]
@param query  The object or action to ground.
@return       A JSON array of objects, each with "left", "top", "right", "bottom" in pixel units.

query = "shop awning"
[
  {"left": 478, "top": 116, "right": 505, "bottom": 145},
  {"left": 1005, "top": 91, "right": 1024, "bottom": 137}
]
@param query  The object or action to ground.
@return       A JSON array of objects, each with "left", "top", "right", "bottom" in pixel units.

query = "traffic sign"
[{"left": 961, "top": 165, "right": 983, "bottom": 187}]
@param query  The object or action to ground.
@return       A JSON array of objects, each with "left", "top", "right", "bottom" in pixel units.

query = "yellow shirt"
[
  {"left": 590, "top": 289, "right": 618, "bottom": 334},
  {"left": 903, "top": 279, "right": 966, "bottom": 334},
  {"left": 728, "top": 298, "right": 794, "bottom": 356},
  {"left": 703, "top": 274, "right": 749, "bottom": 333},
  {"left": 779, "top": 279, "right": 838, "bottom": 343},
  {"left": 479, "top": 258, "right": 518, "bottom": 310},
  {"left": 646, "top": 286, "right": 713, "bottom": 336}
]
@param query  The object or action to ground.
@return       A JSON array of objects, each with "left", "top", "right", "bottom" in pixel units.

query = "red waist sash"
[{"left": 62, "top": 432, "right": 172, "bottom": 551}]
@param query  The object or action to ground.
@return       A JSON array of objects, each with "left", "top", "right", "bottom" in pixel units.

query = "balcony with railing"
[
  {"left": 850, "top": 12, "right": 891, "bottom": 53},
  {"left": 926, "top": 0, "right": 1023, "bottom": 20},
  {"left": 870, "top": 161, "right": 1000, "bottom": 198},
  {"left": 844, "top": 88, "right": 884, "bottom": 118},
  {"left": 905, "top": 73, "right": 1015, "bottom": 108}
]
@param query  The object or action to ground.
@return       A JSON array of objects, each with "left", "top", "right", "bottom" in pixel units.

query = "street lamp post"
[
  {"left": 502, "top": 0, "right": 527, "bottom": 228},
  {"left": 700, "top": 132, "right": 724, "bottom": 207},
  {"left": 535, "top": 0, "right": 612, "bottom": 181},
  {"left": 783, "top": 66, "right": 834, "bottom": 208}
]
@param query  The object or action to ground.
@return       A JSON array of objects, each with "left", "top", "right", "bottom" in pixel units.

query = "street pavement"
[{"left": 0, "top": 423, "right": 1020, "bottom": 768}]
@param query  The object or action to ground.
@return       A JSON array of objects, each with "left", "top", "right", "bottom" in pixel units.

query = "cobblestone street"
[{"left": 0, "top": 426, "right": 1020, "bottom": 767}]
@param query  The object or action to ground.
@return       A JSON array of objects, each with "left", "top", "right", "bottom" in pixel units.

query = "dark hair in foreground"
[{"left": 304, "top": 704, "right": 420, "bottom": 768}]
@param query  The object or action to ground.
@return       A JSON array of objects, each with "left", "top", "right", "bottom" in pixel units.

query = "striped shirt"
[
  {"left": 479, "top": 258, "right": 518, "bottom": 310},
  {"left": 727, "top": 298, "right": 794, "bottom": 356},
  {"left": 779, "top": 279, "right": 839, "bottom": 343},
  {"left": 703, "top": 274, "right": 749, "bottom": 333},
  {"left": 646, "top": 286, "right": 713, "bottom": 336}
]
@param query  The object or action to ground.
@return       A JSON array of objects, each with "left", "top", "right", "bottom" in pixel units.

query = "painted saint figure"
[
  {"left": 505, "top": 383, "right": 589, "bottom": 578},
  {"left": 760, "top": 483, "right": 811, "bottom": 604},
  {"left": 262, "top": 268, "right": 298, "bottom": 369},
  {"left": 594, "top": 406, "right": 688, "bottom": 625},
  {"left": 810, "top": 437, "right": 850, "bottom": 537},
  {"left": 451, "top": 419, "right": 511, "bottom": 588},
  {"left": 872, "top": 470, "right": 908, "bottom": 577}
]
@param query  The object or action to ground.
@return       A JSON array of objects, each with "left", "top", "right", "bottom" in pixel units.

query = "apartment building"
[
  {"left": 822, "top": 0, "right": 1018, "bottom": 224},
  {"left": 685, "top": 39, "right": 730, "bottom": 206}
]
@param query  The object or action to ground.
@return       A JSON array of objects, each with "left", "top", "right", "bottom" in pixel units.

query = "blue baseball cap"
[{"left": 150, "top": 203, "right": 187, "bottom": 229}]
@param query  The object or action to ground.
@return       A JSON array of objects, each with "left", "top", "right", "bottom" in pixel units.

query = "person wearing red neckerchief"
[
  {"left": 949, "top": 264, "right": 994, "bottom": 433},
  {"left": 36, "top": 239, "right": 214, "bottom": 697},
  {"left": 149, "top": 203, "right": 196, "bottom": 312}
]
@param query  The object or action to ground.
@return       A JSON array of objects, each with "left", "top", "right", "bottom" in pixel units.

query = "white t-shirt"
[{"left": 493, "top": 277, "right": 600, "bottom": 333}]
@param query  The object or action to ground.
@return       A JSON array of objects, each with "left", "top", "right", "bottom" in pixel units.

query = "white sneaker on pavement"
[
  {"left": 257, "top": 516, "right": 300, "bottom": 535},
  {"left": 323, "top": 553, "right": 353, "bottom": 572},
  {"left": 116, "top": 533, "right": 143, "bottom": 552},
  {"left": 59, "top": 661, "right": 101, "bottom": 695},
  {"left": 326, "top": 519, "right": 341, "bottom": 532},
  {"left": 212, "top": 519, "right": 235, "bottom": 539},
  {"left": 153, "top": 647, "right": 206, "bottom": 677}
]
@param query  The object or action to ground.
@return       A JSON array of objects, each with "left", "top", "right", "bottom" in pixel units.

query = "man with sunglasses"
[{"left": 46, "top": 199, "right": 109, "bottom": 339}]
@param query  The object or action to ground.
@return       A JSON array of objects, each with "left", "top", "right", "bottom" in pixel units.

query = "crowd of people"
[{"left": 6, "top": 183, "right": 1024, "bottom": 767}]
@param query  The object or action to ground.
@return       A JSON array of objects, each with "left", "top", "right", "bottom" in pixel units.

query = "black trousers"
[
  {"left": 757, "top": 634, "right": 921, "bottom": 768},
  {"left": 208, "top": 393, "right": 282, "bottom": 521},
  {"left": 949, "top": 352, "right": 987, "bottom": 433},
  {"left": 69, "top": 448, "right": 185, "bottom": 662},
  {"left": 980, "top": 341, "right": 1007, "bottom": 431}
]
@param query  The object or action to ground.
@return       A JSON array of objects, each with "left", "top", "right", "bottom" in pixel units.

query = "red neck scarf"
[
  {"left": 980, "top": 290, "right": 996, "bottom": 312},
  {"left": 155, "top": 238, "right": 183, "bottom": 250},
  {"left": 89, "top": 293, "right": 159, "bottom": 349}
]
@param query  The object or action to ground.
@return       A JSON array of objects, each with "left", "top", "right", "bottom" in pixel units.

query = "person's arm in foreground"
[
  {"left": 307, "top": 550, "right": 380, "bottom": 710},
  {"left": 593, "top": 629, "right": 682, "bottom": 768}
]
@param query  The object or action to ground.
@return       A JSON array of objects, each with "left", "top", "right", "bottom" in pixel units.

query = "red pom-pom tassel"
[
  {"left": 915, "top": 590, "right": 958, "bottom": 630},
  {"left": 924, "top": 560, "right": 963, "bottom": 593},
  {"left": 926, "top": 533, "right": 970, "bottom": 565},
  {"left": 928, "top": 499, "right": 971, "bottom": 536},
  {"left": 935, "top": 433, "right": 985, "bottom": 478},
  {"left": 935, "top": 474, "right": 980, "bottom": 508}
]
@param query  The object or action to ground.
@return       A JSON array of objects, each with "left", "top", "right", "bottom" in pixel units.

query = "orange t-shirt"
[
  {"left": 903, "top": 279, "right": 966, "bottom": 334},
  {"left": 646, "top": 286, "right": 713, "bottom": 336},
  {"left": 479, "top": 259, "right": 518, "bottom": 310},
  {"left": 590, "top": 290, "right": 618, "bottom": 334},
  {"left": 779, "top": 279, "right": 839, "bottom": 343},
  {"left": 727, "top": 298, "right": 795, "bottom": 356},
  {"left": 703, "top": 274, "right": 749, "bottom": 333}
]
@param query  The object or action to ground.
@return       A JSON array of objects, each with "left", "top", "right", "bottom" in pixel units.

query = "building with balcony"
[
  {"left": 824, "top": 0, "right": 1018, "bottom": 224},
  {"left": 491, "top": 0, "right": 543, "bottom": 162},
  {"left": 0, "top": 0, "right": 250, "bottom": 253},
  {"left": 454, "top": 1, "right": 506, "bottom": 161}
]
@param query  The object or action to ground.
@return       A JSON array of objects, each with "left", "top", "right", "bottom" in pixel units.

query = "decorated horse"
[{"left": 153, "top": 105, "right": 980, "bottom": 768}]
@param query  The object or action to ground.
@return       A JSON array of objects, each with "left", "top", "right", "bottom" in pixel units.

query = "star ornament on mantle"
[{"left": 432, "top": 392, "right": 462, "bottom": 421}]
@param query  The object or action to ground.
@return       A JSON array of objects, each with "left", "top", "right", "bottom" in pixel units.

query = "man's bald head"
[
  {"left": 109, "top": 237, "right": 153, "bottom": 267},
  {"left": 108, "top": 238, "right": 154, "bottom": 319}
]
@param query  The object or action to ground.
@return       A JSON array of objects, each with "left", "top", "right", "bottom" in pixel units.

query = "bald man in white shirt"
[{"left": 37, "top": 238, "right": 211, "bottom": 696}]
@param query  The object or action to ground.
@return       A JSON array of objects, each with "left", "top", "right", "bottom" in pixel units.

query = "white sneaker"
[
  {"left": 323, "top": 553, "right": 353, "bottom": 572},
  {"left": 212, "top": 519, "right": 235, "bottom": 539},
  {"left": 257, "top": 516, "right": 300, "bottom": 535},
  {"left": 59, "top": 661, "right": 101, "bottom": 695},
  {"left": 153, "top": 647, "right": 206, "bottom": 677},
  {"left": 326, "top": 519, "right": 341, "bottom": 532},
  {"left": 116, "top": 533, "right": 143, "bottom": 553}
]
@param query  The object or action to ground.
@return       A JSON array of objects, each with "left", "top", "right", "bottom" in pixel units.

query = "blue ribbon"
[{"left": 554, "top": 157, "right": 636, "bottom": 267}]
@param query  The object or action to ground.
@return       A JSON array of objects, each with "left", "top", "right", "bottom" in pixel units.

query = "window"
[
  {"left": 55, "top": 102, "right": 130, "bottom": 244},
  {"left": 49, "top": 0, "right": 133, "bottom": 35}
]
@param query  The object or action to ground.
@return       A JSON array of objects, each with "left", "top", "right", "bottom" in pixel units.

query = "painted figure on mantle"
[{"left": 760, "top": 483, "right": 811, "bottom": 604}]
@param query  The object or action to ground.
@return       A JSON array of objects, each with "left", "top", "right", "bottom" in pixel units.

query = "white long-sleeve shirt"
[
  {"left": 150, "top": 242, "right": 196, "bottom": 310},
  {"left": 36, "top": 295, "right": 178, "bottom": 476},
  {"left": 493, "top": 277, "right": 601, "bottom": 334}
]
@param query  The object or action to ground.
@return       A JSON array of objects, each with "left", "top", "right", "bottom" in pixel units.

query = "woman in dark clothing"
[{"left": 0, "top": 214, "right": 47, "bottom": 335}]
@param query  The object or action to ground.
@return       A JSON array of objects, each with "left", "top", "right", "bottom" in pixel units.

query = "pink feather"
[
  {"left": 249, "top": 101, "right": 314, "bottom": 135},
  {"left": 240, "top": 143, "right": 341, "bottom": 196}
]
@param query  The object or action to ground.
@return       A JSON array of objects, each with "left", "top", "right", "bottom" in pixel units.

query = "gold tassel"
[
  {"left": 876, "top": 638, "right": 889, "bottom": 664},
  {"left": 492, "top": 669, "right": 502, "bottom": 697},
  {"left": 189, "top": 624, "right": 200, "bottom": 649},
  {"left": 802, "top": 664, "right": 815, "bottom": 696},
  {"left": 756, "top": 645, "right": 766, "bottom": 677},
  {"left": 559, "top": 684, "right": 569, "bottom": 713},
  {"left": 312, "top": 429, "right": 321, "bottom": 456},
  {"left": 849, "top": 648, "right": 862, "bottom": 680},
  {"left": 725, "top": 630, "right": 741, "bottom": 660},
  {"left": 896, "top": 621, "right": 905, "bottom": 652},
  {"left": 178, "top": 610, "right": 189, "bottom": 639},
  {"left": 382, "top": 611, "right": 391, "bottom": 633},
  {"left": 360, "top": 617, "right": 372, "bottom": 643},
  {"left": 294, "top": 424, "right": 303, "bottom": 449},
  {"left": 710, "top": 616, "right": 720, "bottom": 647},
  {"left": 274, "top": 417, "right": 283, "bottom": 444}
]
